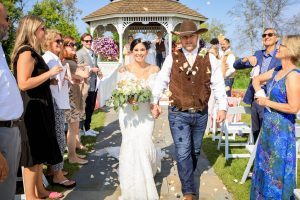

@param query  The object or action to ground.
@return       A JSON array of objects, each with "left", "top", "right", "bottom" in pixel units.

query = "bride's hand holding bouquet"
[{"left": 107, "top": 79, "right": 152, "bottom": 111}]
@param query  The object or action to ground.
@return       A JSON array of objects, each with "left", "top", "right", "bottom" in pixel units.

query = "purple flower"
[{"left": 92, "top": 37, "right": 119, "bottom": 61}]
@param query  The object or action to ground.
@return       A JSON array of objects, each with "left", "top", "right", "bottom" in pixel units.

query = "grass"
[
  {"left": 45, "top": 109, "right": 106, "bottom": 192},
  {"left": 202, "top": 113, "right": 300, "bottom": 200},
  {"left": 233, "top": 68, "right": 252, "bottom": 90}
]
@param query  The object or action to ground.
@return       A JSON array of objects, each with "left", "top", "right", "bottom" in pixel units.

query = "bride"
[{"left": 118, "top": 38, "right": 161, "bottom": 200}]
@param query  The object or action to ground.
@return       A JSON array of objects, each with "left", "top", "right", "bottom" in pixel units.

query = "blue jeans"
[
  {"left": 225, "top": 78, "right": 234, "bottom": 97},
  {"left": 168, "top": 106, "right": 208, "bottom": 195}
]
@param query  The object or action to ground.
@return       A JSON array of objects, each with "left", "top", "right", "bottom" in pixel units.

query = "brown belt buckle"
[{"left": 188, "top": 108, "right": 197, "bottom": 113}]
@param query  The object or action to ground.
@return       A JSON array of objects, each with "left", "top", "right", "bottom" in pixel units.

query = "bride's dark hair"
[{"left": 130, "top": 38, "right": 151, "bottom": 51}]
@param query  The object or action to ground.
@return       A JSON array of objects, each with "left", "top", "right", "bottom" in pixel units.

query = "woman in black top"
[{"left": 11, "top": 15, "right": 63, "bottom": 199}]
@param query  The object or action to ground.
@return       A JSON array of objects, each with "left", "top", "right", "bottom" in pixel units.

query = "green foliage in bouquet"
[{"left": 107, "top": 79, "right": 152, "bottom": 111}]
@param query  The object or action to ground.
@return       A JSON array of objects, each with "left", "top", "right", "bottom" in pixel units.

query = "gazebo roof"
[{"left": 83, "top": 0, "right": 207, "bottom": 22}]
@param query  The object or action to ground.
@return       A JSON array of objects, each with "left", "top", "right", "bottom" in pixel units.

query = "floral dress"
[{"left": 250, "top": 66, "right": 300, "bottom": 199}]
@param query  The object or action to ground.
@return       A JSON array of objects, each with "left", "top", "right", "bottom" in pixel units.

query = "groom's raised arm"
[{"left": 151, "top": 54, "right": 173, "bottom": 105}]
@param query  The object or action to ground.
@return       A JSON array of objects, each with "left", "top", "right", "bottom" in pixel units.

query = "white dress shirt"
[
  {"left": 221, "top": 48, "right": 236, "bottom": 78},
  {"left": 43, "top": 51, "right": 70, "bottom": 109},
  {"left": 152, "top": 47, "right": 228, "bottom": 111},
  {"left": 0, "top": 43, "right": 23, "bottom": 120}
]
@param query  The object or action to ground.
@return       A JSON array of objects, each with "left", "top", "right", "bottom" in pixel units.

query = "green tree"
[
  {"left": 200, "top": 19, "right": 226, "bottom": 43},
  {"left": 29, "top": 0, "right": 80, "bottom": 42},
  {"left": 1, "top": 0, "right": 25, "bottom": 63}
]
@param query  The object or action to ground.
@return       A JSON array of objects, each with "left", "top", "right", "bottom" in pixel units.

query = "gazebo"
[{"left": 83, "top": 0, "right": 207, "bottom": 64}]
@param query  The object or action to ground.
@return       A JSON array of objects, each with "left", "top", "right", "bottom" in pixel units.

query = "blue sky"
[{"left": 25, "top": 0, "right": 299, "bottom": 56}]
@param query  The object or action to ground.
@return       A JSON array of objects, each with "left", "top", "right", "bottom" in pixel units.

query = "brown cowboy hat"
[{"left": 171, "top": 20, "right": 208, "bottom": 37}]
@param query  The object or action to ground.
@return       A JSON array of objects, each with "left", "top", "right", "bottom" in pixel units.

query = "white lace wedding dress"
[{"left": 118, "top": 71, "right": 160, "bottom": 200}]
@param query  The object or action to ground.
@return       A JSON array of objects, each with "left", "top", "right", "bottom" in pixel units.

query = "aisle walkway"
[{"left": 63, "top": 107, "right": 232, "bottom": 200}]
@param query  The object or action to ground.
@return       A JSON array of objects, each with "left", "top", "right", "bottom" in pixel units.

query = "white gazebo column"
[
  {"left": 167, "top": 22, "right": 174, "bottom": 56},
  {"left": 168, "top": 32, "right": 172, "bottom": 56},
  {"left": 118, "top": 30, "right": 124, "bottom": 64},
  {"left": 90, "top": 26, "right": 96, "bottom": 37}
]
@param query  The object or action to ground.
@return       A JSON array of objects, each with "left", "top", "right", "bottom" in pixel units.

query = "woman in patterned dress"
[
  {"left": 61, "top": 36, "right": 90, "bottom": 165},
  {"left": 251, "top": 35, "right": 300, "bottom": 199},
  {"left": 42, "top": 30, "right": 76, "bottom": 188}
]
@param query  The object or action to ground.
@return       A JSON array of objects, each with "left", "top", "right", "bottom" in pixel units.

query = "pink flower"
[{"left": 92, "top": 37, "right": 119, "bottom": 61}]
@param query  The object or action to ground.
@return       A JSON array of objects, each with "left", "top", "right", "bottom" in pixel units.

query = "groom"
[{"left": 151, "top": 20, "right": 227, "bottom": 200}]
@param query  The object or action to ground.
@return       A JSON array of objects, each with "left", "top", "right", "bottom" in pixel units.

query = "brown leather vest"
[
  {"left": 155, "top": 38, "right": 166, "bottom": 53},
  {"left": 169, "top": 49, "right": 211, "bottom": 111}
]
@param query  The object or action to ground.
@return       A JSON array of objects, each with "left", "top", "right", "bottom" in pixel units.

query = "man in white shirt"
[
  {"left": 151, "top": 20, "right": 227, "bottom": 200},
  {"left": 0, "top": 3, "right": 23, "bottom": 199},
  {"left": 220, "top": 38, "right": 236, "bottom": 96}
]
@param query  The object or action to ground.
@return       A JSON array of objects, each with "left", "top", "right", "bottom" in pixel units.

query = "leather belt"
[
  {"left": 0, "top": 120, "right": 21, "bottom": 128},
  {"left": 183, "top": 108, "right": 200, "bottom": 113}
]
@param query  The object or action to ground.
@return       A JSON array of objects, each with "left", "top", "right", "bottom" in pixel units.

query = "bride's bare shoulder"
[{"left": 149, "top": 65, "right": 160, "bottom": 73}]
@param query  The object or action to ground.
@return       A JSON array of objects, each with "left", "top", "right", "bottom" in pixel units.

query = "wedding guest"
[
  {"left": 251, "top": 35, "right": 300, "bottom": 199},
  {"left": 123, "top": 35, "right": 134, "bottom": 65},
  {"left": 42, "top": 30, "right": 76, "bottom": 188},
  {"left": 62, "top": 36, "right": 89, "bottom": 165},
  {"left": 155, "top": 31, "right": 167, "bottom": 68},
  {"left": 209, "top": 38, "right": 220, "bottom": 59},
  {"left": 220, "top": 38, "right": 235, "bottom": 96},
  {"left": 152, "top": 20, "right": 227, "bottom": 200},
  {"left": 11, "top": 15, "right": 63, "bottom": 199},
  {"left": 77, "top": 33, "right": 103, "bottom": 137},
  {"left": 234, "top": 28, "right": 281, "bottom": 142},
  {"left": 0, "top": 3, "right": 23, "bottom": 199}
]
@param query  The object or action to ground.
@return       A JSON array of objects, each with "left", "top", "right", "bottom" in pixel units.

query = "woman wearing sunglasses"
[
  {"left": 251, "top": 35, "right": 300, "bottom": 199},
  {"left": 42, "top": 29, "right": 76, "bottom": 188},
  {"left": 61, "top": 36, "right": 90, "bottom": 165},
  {"left": 11, "top": 16, "right": 64, "bottom": 200}
]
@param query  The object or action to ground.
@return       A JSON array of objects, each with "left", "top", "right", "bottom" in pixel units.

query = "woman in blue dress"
[{"left": 251, "top": 35, "right": 300, "bottom": 199}]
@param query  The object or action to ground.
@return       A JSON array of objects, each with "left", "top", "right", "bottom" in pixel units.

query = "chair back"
[{"left": 226, "top": 106, "right": 251, "bottom": 115}]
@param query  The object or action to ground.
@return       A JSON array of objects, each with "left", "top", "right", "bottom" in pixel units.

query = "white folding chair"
[
  {"left": 211, "top": 97, "right": 242, "bottom": 141},
  {"left": 217, "top": 106, "right": 253, "bottom": 160},
  {"left": 210, "top": 105, "right": 221, "bottom": 141},
  {"left": 241, "top": 123, "right": 300, "bottom": 184}
]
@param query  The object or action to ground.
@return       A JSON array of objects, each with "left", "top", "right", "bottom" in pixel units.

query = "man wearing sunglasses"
[
  {"left": 233, "top": 28, "right": 281, "bottom": 143},
  {"left": 77, "top": 33, "right": 102, "bottom": 136},
  {"left": 0, "top": 3, "right": 23, "bottom": 199}
]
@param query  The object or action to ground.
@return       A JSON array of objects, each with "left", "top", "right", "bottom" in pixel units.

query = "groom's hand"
[
  {"left": 151, "top": 104, "right": 161, "bottom": 119},
  {"left": 216, "top": 110, "right": 226, "bottom": 123}
]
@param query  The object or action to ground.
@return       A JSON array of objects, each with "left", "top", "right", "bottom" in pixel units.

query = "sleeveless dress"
[
  {"left": 118, "top": 71, "right": 160, "bottom": 200},
  {"left": 13, "top": 46, "right": 62, "bottom": 167},
  {"left": 250, "top": 66, "right": 300, "bottom": 199}
]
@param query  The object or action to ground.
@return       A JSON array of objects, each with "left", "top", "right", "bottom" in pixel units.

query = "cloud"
[{"left": 206, "top": 1, "right": 211, "bottom": 5}]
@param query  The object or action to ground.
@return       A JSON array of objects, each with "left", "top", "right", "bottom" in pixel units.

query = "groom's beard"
[{"left": 0, "top": 26, "right": 9, "bottom": 41}]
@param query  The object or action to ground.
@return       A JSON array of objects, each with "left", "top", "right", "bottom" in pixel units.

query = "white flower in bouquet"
[{"left": 107, "top": 79, "right": 152, "bottom": 111}]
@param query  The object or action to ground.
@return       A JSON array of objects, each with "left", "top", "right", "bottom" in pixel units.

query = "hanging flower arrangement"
[{"left": 92, "top": 37, "right": 119, "bottom": 61}]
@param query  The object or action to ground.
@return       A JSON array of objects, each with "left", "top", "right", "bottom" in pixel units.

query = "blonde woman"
[
  {"left": 11, "top": 15, "right": 63, "bottom": 199},
  {"left": 42, "top": 30, "right": 76, "bottom": 188},
  {"left": 251, "top": 35, "right": 300, "bottom": 199},
  {"left": 61, "top": 36, "right": 89, "bottom": 165}
]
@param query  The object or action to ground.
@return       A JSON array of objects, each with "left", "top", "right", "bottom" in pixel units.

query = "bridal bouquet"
[{"left": 107, "top": 79, "right": 152, "bottom": 111}]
